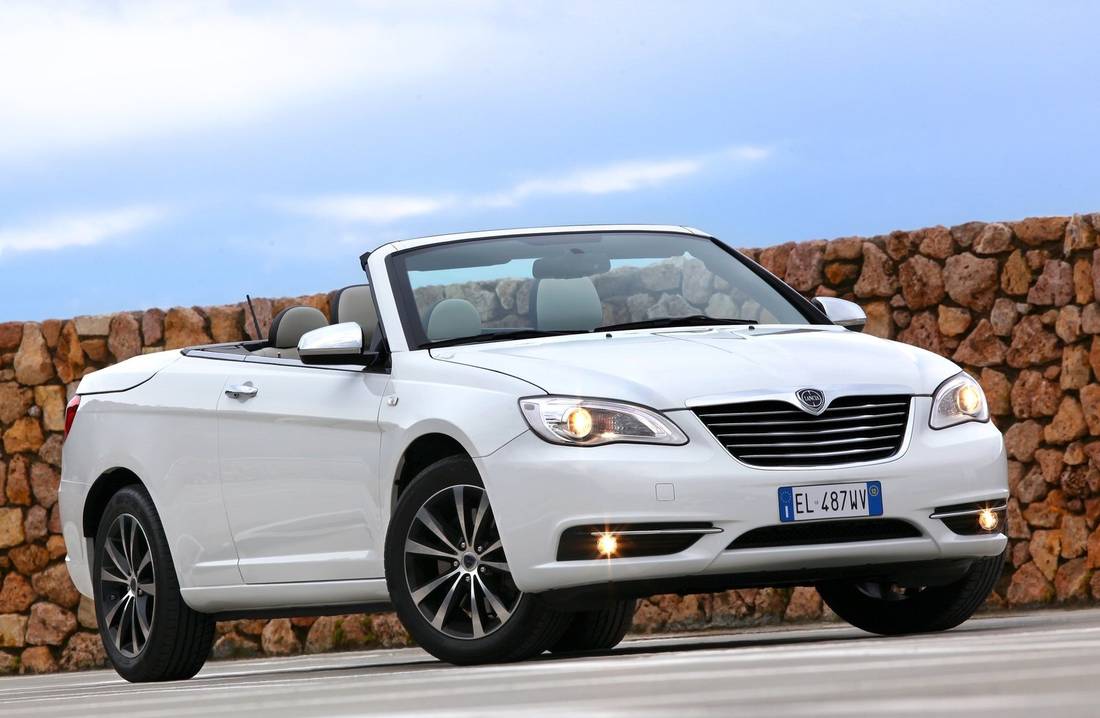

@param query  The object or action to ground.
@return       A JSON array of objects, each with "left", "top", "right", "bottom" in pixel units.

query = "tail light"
[{"left": 64, "top": 394, "right": 80, "bottom": 440}]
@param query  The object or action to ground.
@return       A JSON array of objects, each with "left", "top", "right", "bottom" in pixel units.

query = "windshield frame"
[{"left": 385, "top": 229, "right": 830, "bottom": 351}]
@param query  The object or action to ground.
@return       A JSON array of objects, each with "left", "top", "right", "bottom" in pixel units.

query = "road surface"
[{"left": 4, "top": 609, "right": 1100, "bottom": 717}]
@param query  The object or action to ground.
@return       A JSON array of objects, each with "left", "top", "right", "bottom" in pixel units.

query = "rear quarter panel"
[{"left": 61, "top": 355, "right": 242, "bottom": 591}]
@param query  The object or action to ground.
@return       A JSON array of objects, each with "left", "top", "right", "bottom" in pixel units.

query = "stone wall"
[{"left": 2, "top": 210, "right": 1100, "bottom": 673}]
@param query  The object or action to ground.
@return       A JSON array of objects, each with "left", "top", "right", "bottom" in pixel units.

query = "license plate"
[{"left": 778, "top": 481, "right": 882, "bottom": 522}]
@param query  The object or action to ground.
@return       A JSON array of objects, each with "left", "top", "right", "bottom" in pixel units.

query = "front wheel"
[
  {"left": 817, "top": 552, "right": 1005, "bottom": 636},
  {"left": 93, "top": 485, "right": 215, "bottom": 682},
  {"left": 384, "top": 457, "right": 570, "bottom": 665}
]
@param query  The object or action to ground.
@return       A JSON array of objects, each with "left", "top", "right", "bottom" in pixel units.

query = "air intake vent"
[
  {"left": 727, "top": 519, "right": 921, "bottom": 550},
  {"left": 694, "top": 394, "right": 911, "bottom": 467}
]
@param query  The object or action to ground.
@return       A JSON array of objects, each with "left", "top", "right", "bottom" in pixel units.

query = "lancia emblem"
[{"left": 795, "top": 388, "right": 826, "bottom": 415}]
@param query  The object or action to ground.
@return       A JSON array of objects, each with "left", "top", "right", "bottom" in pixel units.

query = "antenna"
[{"left": 245, "top": 295, "right": 262, "bottom": 339}]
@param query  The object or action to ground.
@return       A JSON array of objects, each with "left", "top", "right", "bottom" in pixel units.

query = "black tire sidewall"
[{"left": 384, "top": 456, "right": 562, "bottom": 664}]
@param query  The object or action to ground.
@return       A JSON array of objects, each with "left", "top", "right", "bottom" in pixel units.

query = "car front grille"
[{"left": 694, "top": 394, "right": 912, "bottom": 467}]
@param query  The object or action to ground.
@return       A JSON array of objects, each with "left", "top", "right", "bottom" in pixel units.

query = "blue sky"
[{"left": 1, "top": 0, "right": 1099, "bottom": 321}]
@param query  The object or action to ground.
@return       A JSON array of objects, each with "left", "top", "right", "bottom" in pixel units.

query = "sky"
[{"left": 1, "top": 0, "right": 1099, "bottom": 321}]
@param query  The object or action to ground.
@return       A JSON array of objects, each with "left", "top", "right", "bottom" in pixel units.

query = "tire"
[
  {"left": 93, "top": 485, "right": 215, "bottom": 682},
  {"left": 550, "top": 599, "right": 636, "bottom": 654},
  {"left": 817, "top": 552, "right": 1005, "bottom": 636},
  {"left": 384, "top": 456, "right": 570, "bottom": 665}
]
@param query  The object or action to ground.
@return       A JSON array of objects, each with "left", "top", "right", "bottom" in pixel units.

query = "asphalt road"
[{"left": 4, "top": 609, "right": 1100, "bottom": 717}]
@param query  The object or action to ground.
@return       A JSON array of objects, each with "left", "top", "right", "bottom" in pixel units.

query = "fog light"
[
  {"left": 978, "top": 508, "right": 999, "bottom": 531},
  {"left": 596, "top": 533, "right": 618, "bottom": 557}
]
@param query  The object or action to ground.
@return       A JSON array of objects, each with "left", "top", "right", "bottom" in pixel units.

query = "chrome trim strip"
[
  {"left": 929, "top": 502, "right": 1008, "bottom": 520},
  {"left": 586, "top": 528, "right": 723, "bottom": 537}
]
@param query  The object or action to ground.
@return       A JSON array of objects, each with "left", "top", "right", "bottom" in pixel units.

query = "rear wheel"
[
  {"left": 384, "top": 456, "right": 570, "bottom": 665},
  {"left": 93, "top": 485, "right": 214, "bottom": 682},
  {"left": 550, "top": 599, "right": 636, "bottom": 654},
  {"left": 817, "top": 552, "right": 1005, "bottom": 635}
]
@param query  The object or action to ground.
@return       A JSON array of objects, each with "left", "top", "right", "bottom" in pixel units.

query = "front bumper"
[{"left": 476, "top": 397, "right": 1008, "bottom": 593}]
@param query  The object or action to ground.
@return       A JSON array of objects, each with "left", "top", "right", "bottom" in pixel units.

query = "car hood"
[{"left": 431, "top": 325, "right": 960, "bottom": 410}]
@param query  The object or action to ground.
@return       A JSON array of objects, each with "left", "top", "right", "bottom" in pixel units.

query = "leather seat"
[
  {"left": 532, "top": 277, "right": 604, "bottom": 331},
  {"left": 254, "top": 306, "right": 327, "bottom": 359},
  {"left": 332, "top": 284, "right": 379, "bottom": 348},
  {"left": 425, "top": 299, "right": 482, "bottom": 342}
]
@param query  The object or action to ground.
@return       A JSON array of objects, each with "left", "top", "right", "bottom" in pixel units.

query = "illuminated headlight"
[
  {"left": 519, "top": 396, "right": 689, "bottom": 447},
  {"left": 929, "top": 372, "right": 989, "bottom": 429}
]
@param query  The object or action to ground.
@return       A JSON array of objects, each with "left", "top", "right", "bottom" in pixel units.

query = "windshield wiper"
[
  {"left": 594, "top": 315, "right": 758, "bottom": 333},
  {"left": 423, "top": 328, "right": 584, "bottom": 349}
]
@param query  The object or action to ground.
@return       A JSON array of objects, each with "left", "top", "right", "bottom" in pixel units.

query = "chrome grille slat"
[
  {"left": 714, "top": 422, "right": 904, "bottom": 438},
  {"left": 694, "top": 394, "right": 911, "bottom": 468},
  {"left": 705, "top": 411, "right": 906, "bottom": 428},
  {"left": 728, "top": 435, "right": 902, "bottom": 449},
  {"left": 697, "top": 401, "right": 908, "bottom": 419},
  {"left": 738, "top": 445, "right": 897, "bottom": 459}
]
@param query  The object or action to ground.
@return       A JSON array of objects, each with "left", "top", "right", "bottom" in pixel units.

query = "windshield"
[{"left": 387, "top": 231, "right": 814, "bottom": 349}]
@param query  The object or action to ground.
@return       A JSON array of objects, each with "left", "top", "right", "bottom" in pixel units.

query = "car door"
[{"left": 216, "top": 356, "right": 389, "bottom": 583}]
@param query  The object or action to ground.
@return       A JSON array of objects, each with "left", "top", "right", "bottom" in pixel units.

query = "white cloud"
[
  {"left": 279, "top": 194, "right": 455, "bottom": 224},
  {"left": 0, "top": 206, "right": 167, "bottom": 257},
  {"left": 0, "top": 2, "right": 509, "bottom": 161},
  {"left": 283, "top": 145, "right": 771, "bottom": 223}
]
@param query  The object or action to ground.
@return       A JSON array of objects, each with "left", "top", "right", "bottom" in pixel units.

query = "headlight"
[
  {"left": 929, "top": 372, "right": 989, "bottom": 429},
  {"left": 519, "top": 396, "right": 688, "bottom": 446}
]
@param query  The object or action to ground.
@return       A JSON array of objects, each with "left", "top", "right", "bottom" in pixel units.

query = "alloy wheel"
[
  {"left": 99, "top": 513, "right": 157, "bottom": 658},
  {"left": 403, "top": 484, "right": 521, "bottom": 639}
]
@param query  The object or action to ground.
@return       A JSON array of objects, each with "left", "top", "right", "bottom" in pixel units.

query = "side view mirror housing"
[
  {"left": 298, "top": 322, "right": 380, "bottom": 366},
  {"left": 812, "top": 297, "right": 867, "bottom": 332}
]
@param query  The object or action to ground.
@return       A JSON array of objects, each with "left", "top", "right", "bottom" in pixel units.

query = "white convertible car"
[{"left": 59, "top": 225, "right": 1008, "bottom": 682}]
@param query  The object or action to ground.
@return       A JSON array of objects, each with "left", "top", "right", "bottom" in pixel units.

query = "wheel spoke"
[
  {"left": 480, "top": 560, "right": 510, "bottom": 573},
  {"left": 476, "top": 574, "right": 512, "bottom": 621},
  {"left": 104, "top": 540, "right": 130, "bottom": 577},
  {"left": 470, "top": 492, "right": 489, "bottom": 547},
  {"left": 431, "top": 574, "right": 464, "bottom": 629},
  {"left": 127, "top": 517, "right": 138, "bottom": 575},
  {"left": 109, "top": 596, "right": 131, "bottom": 650},
  {"left": 100, "top": 567, "right": 128, "bottom": 585},
  {"left": 454, "top": 486, "right": 469, "bottom": 546},
  {"left": 411, "top": 568, "right": 461, "bottom": 605},
  {"left": 137, "top": 550, "right": 153, "bottom": 577},
  {"left": 469, "top": 575, "right": 485, "bottom": 638},
  {"left": 138, "top": 581, "right": 157, "bottom": 597},
  {"left": 129, "top": 598, "right": 140, "bottom": 655},
  {"left": 416, "top": 508, "right": 460, "bottom": 553},
  {"left": 103, "top": 593, "right": 127, "bottom": 628},
  {"left": 406, "top": 539, "right": 457, "bottom": 560},
  {"left": 135, "top": 596, "right": 152, "bottom": 643},
  {"left": 480, "top": 538, "right": 503, "bottom": 555}
]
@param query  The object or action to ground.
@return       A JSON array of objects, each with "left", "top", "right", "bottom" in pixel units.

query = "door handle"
[{"left": 225, "top": 383, "right": 258, "bottom": 400}]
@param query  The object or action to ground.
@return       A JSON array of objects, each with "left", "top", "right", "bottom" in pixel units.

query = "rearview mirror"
[
  {"left": 812, "top": 297, "right": 866, "bottom": 332},
  {"left": 298, "top": 322, "right": 378, "bottom": 366}
]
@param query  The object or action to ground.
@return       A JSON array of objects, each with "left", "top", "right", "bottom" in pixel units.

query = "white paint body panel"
[
  {"left": 60, "top": 225, "right": 1008, "bottom": 615},
  {"left": 216, "top": 361, "right": 389, "bottom": 583}
]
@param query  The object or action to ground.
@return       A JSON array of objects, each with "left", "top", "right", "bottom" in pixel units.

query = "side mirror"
[
  {"left": 812, "top": 297, "right": 866, "bottom": 332},
  {"left": 298, "top": 322, "right": 379, "bottom": 366}
]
